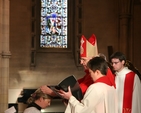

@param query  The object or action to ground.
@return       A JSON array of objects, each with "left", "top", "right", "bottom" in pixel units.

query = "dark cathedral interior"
[{"left": 0, "top": 0, "right": 141, "bottom": 112}]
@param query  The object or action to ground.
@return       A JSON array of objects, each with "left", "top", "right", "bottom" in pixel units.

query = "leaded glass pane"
[{"left": 40, "top": 0, "right": 68, "bottom": 48}]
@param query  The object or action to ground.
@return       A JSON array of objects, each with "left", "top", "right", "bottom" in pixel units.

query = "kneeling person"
[{"left": 23, "top": 89, "right": 52, "bottom": 113}]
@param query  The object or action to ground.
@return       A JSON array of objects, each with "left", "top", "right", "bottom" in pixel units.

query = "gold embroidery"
[
  {"left": 123, "top": 108, "right": 131, "bottom": 113},
  {"left": 80, "top": 38, "right": 84, "bottom": 54}
]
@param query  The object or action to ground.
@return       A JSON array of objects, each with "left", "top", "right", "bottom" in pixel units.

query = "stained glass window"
[{"left": 40, "top": 0, "right": 68, "bottom": 48}]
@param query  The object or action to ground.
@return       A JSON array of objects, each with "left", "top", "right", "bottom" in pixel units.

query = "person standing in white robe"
[
  {"left": 110, "top": 52, "right": 141, "bottom": 113},
  {"left": 59, "top": 56, "right": 118, "bottom": 113}
]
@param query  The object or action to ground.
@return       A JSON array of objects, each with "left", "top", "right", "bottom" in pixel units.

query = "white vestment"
[
  {"left": 115, "top": 67, "right": 141, "bottom": 113},
  {"left": 65, "top": 83, "right": 118, "bottom": 113}
]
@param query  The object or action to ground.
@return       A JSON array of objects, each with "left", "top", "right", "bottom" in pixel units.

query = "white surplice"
[{"left": 65, "top": 83, "right": 118, "bottom": 113}]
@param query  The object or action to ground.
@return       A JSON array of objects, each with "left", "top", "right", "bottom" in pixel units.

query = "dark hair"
[
  {"left": 110, "top": 52, "right": 126, "bottom": 62},
  {"left": 27, "top": 89, "right": 52, "bottom": 104},
  {"left": 87, "top": 56, "right": 108, "bottom": 75}
]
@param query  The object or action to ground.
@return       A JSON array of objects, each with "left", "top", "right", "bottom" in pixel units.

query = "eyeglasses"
[{"left": 111, "top": 61, "right": 120, "bottom": 65}]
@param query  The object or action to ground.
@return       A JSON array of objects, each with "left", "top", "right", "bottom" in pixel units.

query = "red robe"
[{"left": 78, "top": 70, "right": 93, "bottom": 95}]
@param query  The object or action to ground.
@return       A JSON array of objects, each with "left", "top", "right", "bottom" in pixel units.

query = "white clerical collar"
[{"left": 115, "top": 67, "right": 128, "bottom": 76}]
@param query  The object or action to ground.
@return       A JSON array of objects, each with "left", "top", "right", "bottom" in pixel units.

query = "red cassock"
[{"left": 78, "top": 70, "right": 93, "bottom": 95}]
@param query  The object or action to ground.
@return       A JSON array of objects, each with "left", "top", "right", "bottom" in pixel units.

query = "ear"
[
  {"left": 96, "top": 70, "right": 101, "bottom": 75},
  {"left": 39, "top": 97, "right": 43, "bottom": 102},
  {"left": 121, "top": 60, "right": 125, "bottom": 65}
]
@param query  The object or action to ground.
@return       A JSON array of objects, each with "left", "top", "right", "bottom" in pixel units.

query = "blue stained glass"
[{"left": 40, "top": 0, "right": 68, "bottom": 48}]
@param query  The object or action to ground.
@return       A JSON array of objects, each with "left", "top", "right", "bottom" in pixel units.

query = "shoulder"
[
  {"left": 123, "top": 67, "right": 132, "bottom": 73},
  {"left": 89, "top": 83, "right": 105, "bottom": 89},
  {"left": 117, "top": 67, "right": 132, "bottom": 75},
  {"left": 124, "top": 70, "right": 139, "bottom": 82},
  {"left": 23, "top": 107, "right": 40, "bottom": 113},
  {"left": 88, "top": 83, "right": 115, "bottom": 93}
]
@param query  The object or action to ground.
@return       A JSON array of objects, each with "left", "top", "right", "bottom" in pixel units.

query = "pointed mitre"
[{"left": 80, "top": 34, "right": 98, "bottom": 58}]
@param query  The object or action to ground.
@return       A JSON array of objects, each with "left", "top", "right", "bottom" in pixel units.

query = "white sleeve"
[
  {"left": 132, "top": 74, "right": 141, "bottom": 113},
  {"left": 65, "top": 84, "right": 104, "bottom": 113}
]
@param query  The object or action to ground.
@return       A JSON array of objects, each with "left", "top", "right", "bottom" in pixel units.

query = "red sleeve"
[{"left": 78, "top": 74, "right": 93, "bottom": 95}]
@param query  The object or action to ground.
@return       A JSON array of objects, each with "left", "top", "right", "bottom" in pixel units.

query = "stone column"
[
  {"left": 118, "top": 0, "right": 133, "bottom": 59},
  {"left": 0, "top": 0, "right": 11, "bottom": 112}
]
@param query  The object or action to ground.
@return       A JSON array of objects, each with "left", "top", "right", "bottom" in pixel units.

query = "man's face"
[
  {"left": 80, "top": 57, "right": 92, "bottom": 69},
  {"left": 111, "top": 58, "right": 124, "bottom": 72}
]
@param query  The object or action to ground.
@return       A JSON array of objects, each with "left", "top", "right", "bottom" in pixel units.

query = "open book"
[{"left": 48, "top": 75, "right": 83, "bottom": 100}]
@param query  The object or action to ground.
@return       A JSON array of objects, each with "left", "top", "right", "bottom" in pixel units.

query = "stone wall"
[{"left": 5, "top": 0, "right": 141, "bottom": 112}]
